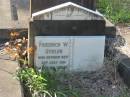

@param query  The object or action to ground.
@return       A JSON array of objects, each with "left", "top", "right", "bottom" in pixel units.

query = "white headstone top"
[{"left": 32, "top": 2, "right": 104, "bottom": 20}]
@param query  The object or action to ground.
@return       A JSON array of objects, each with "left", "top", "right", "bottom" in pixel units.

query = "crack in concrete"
[{"left": 10, "top": 0, "right": 18, "bottom": 20}]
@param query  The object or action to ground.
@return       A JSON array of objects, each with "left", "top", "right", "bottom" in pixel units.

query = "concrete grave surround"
[
  {"left": 32, "top": 2, "right": 103, "bottom": 20},
  {"left": 35, "top": 36, "right": 105, "bottom": 72}
]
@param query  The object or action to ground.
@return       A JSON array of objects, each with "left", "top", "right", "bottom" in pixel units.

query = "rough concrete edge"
[
  {"left": 104, "top": 17, "right": 116, "bottom": 37},
  {"left": 116, "top": 48, "right": 130, "bottom": 88},
  {"left": 19, "top": 82, "right": 25, "bottom": 97}
]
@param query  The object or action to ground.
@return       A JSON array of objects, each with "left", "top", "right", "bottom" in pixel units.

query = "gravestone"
[{"left": 29, "top": 2, "right": 106, "bottom": 72}]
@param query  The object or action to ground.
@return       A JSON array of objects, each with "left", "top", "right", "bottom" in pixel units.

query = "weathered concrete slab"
[
  {"left": 0, "top": 0, "right": 11, "bottom": 28},
  {"left": 16, "top": 0, "right": 30, "bottom": 21},
  {"left": 0, "top": 0, "right": 29, "bottom": 29},
  {"left": 0, "top": 55, "right": 22, "bottom": 97},
  {"left": 0, "top": 0, "right": 11, "bottom": 21}
]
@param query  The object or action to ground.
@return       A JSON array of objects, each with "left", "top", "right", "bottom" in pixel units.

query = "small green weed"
[{"left": 16, "top": 67, "right": 80, "bottom": 97}]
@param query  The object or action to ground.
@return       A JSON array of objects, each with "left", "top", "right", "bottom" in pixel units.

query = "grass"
[{"left": 97, "top": 0, "right": 130, "bottom": 24}]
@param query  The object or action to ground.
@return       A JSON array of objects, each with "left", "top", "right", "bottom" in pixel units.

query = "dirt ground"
[
  {"left": 60, "top": 25, "right": 130, "bottom": 97},
  {"left": 62, "top": 58, "right": 130, "bottom": 97}
]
